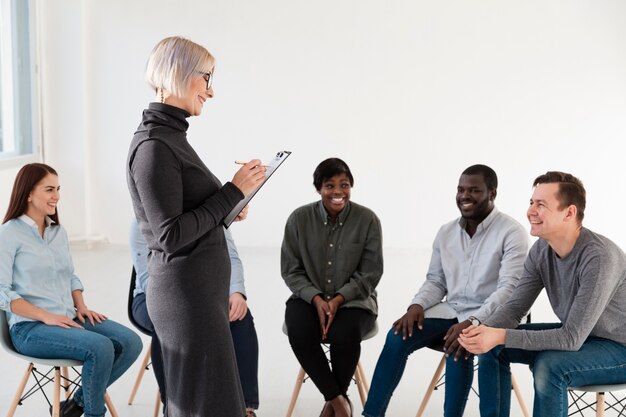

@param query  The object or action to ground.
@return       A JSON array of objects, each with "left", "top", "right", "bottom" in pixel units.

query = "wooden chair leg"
[
  {"left": 52, "top": 367, "right": 61, "bottom": 417},
  {"left": 6, "top": 363, "right": 34, "bottom": 417},
  {"left": 61, "top": 367, "right": 71, "bottom": 399},
  {"left": 511, "top": 372, "right": 530, "bottom": 417},
  {"left": 354, "top": 361, "right": 369, "bottom": 406},
  {"left": 597, "top": 392, "right": 605, "bottom": 417},
  {"left": 105, "top": 391, "right": 119, "bottom": 417},
  {"left": 153, "top": 390, "right": 162, "bottom": 417},
  {"left": 128, "top": 347, "right": 152, "bottom": 404},
  {"left": 416, "top": 355, "right": 446, "bottom": 417},
  {"left": 285, "top": 367, "right": 306, "bottom": 417}
]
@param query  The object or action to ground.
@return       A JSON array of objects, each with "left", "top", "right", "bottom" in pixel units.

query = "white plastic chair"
[
  {"left": 0, "top": 311, "right": 118, "bottom": 417},
  {"left": 568, "top": 383, "right": 626, "bottom": 416}
]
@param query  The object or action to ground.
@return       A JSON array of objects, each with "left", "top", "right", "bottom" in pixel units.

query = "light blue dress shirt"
[
  {"left": 411, "top": 207, "right": 528, "bottom": 323},
  {"left": 0, "top": 215, "right": 84, "bottom": 328},
  {"left": 129, "top": 218, "right": 246, "bottom": 297}
]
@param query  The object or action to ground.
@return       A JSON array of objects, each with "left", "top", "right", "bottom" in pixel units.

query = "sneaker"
[{"left": 49, "top": 398, "right": 84, "bottom": 417}]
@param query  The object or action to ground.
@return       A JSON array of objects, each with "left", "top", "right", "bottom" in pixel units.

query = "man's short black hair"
[{"left": 462, "top": 164, "right": 498, "bottom": 190}]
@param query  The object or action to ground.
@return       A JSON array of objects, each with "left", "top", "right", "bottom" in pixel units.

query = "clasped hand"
[{"left": 312, "top": 294, "right": 345, "bottom": 340}]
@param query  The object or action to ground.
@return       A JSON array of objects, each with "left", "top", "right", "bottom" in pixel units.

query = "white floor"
[{"left": 0, "top": 243, "right": 543, "bottom": 417}]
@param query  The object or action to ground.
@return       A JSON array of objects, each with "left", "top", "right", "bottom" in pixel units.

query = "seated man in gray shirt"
[
  {"left": 459, "top": 171, "right": 626, "bottom": 417},
  {"left": 363, "top": 164, "right": 528, "bottom": 417}
]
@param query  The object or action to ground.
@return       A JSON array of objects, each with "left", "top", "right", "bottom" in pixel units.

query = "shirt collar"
[
  {"left": 316, "top": 200, "right": 352, "bottom": 225},
  {"left": 18, "top": 214, "right": 55, "bottom": 228},
  {"left": 457, "top": 206, "right": 499, "bottom": 233}
]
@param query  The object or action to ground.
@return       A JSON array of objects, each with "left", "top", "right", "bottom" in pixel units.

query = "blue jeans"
[
  {"left": 10, "top": 318, "right": 142, "bottom": 417},
  {"left": 363, "top": 319, "right": 474, "bottom": 417},
  {"left": 478, "top": 323, "right": 626, "bottom": 417}
]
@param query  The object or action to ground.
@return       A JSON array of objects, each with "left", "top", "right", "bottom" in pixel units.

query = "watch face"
[{"left": 470, "top": 317, "right": 480, "bottom": 326}]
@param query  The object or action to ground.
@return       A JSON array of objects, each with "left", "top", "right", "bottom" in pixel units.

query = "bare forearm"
[
  {"left": 71, "top": 289, "right": 87, "bottom": 309},
  {"left": 10, "top": 298, "right": 51, "bottom": 322}
]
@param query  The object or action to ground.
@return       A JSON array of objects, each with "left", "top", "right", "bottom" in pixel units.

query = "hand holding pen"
[{"left": 231, "top": 159, "right": 266, "bottom": 196}]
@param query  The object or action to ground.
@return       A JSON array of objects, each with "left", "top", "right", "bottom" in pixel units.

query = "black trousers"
[{"left": 285, "top": 298, "right": 376, "bottom": 401}]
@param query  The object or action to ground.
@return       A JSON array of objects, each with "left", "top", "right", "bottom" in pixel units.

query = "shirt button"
[
  {"left": 329, "top": 243, "right": 333, "bottom": 247},
  {"left": 326, "top": 295, "right": 331, "bottom": 300},
  {"left": 328, "top": 261, "right": 332, "bottom": 265},
  {"left": 327, "top": 280, "right": 331, "bottom": 283},
  {"left": 339, "top": 223, "right": 343, "bottom": 226}
]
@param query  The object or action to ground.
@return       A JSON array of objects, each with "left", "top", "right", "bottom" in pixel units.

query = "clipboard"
[{"left": 223, "top": 150, "right": 292, "bottom": 228}]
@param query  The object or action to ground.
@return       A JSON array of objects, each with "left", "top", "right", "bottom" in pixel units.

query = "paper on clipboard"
[{"left": 223, "top": 150, "right": 292, "bottom": 228}]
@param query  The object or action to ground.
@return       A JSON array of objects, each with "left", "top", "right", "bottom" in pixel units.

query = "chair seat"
[
  {"left": 4, "top": 348, "right": 83, "bottom": 367},
  {"left": 569, "top": 383, "right": 626, "bottom": 393}
]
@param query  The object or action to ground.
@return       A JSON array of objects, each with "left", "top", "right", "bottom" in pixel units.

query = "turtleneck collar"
[{"left": 143, "top": 102, "right": 191, "bottom": 132}]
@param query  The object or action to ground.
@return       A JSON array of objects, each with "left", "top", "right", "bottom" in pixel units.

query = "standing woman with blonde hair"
[{"left": 127, "top": 36, "right": 265, "bottom": 417}]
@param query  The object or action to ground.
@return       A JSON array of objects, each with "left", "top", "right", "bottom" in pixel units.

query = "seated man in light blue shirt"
[
  {"left": 129, "top": 218, "right": 260, "bottom": 416},
  {"left": 362, "top": 164, "right": 529, "bottom": 417}
]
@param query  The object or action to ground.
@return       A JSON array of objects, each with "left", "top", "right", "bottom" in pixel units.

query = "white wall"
[{"left": 2, "top": 0, "right": 625, "bottom": 250}]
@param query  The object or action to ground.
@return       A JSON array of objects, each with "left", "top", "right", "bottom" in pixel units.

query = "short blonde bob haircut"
[{"left": 145, "top": 36, "right": 215, "bottom": 98}]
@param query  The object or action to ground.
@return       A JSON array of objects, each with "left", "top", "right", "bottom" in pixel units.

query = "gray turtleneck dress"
[{"left": 126, "top": 102, "right": 246, "bottom": 417}]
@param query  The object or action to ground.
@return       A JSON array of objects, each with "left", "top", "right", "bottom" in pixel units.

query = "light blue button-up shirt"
[
  {"left": 129, "top": 218, "right": 246, "bottom": 297},
  {"left": 411, "top": 207, "right": 528, "bottom": 323},
  {"left": 0, "top": 215, "right": 84, "bottom": 328}
]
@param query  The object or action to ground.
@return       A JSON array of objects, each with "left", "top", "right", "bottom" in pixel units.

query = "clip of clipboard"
[{"left": 223, "top": 150, "right": 292, "bottom": 228}]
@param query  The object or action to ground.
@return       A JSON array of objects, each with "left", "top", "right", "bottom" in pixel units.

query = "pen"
[{"left": 235, "top": 160, "right": 268, "bottom": 167}]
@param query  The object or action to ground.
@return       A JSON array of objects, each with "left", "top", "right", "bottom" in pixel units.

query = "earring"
[{"left": 160, "top": 88, "right": 164, "bottom": 104}]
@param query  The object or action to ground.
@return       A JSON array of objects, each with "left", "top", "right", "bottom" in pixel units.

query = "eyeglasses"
[{"left": 197, "top": 70, "right": 214, "bottom": 90}]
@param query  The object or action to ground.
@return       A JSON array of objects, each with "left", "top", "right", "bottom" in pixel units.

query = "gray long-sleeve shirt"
[{"left": 485, "top": 228, "right": 626, "bottom": 351}]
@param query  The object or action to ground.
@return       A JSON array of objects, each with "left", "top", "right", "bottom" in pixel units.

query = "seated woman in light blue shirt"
[{"left": 0, "top": 163, "right": 142, "bottom": 417}]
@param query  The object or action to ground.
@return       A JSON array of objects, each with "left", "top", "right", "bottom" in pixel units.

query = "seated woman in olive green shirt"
[{"left": 281, "top": 157, "right": 383, "bottom": 417}]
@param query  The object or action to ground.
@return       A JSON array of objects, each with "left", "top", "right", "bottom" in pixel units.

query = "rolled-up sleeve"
[{"left": 0, "top": 230, "right": 21, "bottom": 312}]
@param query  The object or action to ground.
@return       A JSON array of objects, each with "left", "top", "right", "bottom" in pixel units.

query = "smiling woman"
[
  {"left": 127, "top": 36, "right": 266, "bottom": 417},
  {"left": 0, "top": 163, "right": 142, "bottom": 417},
  {"left": 281, "top": 157, "right": 383, "bottom": 417}
]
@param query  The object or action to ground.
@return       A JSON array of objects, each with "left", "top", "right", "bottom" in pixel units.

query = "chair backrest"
[
  {"left": 128, "top": 266, "right": 152, "bottom": 337},
  {"left": 0, "top": 310, "right": 17, "bottom": 354}
]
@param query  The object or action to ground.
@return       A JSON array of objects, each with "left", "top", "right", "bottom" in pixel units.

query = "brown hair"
[
  {"left": 533, "top": 171, "right": 586, "bottom": 224},
  {"left": 3, "top": 163, "right": 60, "bottom": 225}
]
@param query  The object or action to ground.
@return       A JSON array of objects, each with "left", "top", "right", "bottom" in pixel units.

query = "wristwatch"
[{"left": 468, "top": 316, "right": 481, "bottom": 326}]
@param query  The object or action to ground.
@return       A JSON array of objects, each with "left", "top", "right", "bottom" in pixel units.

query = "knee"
[
  {"left": 111, "top": 324, "right": 143, "bottom": 362},
  {"left": 532, "top": 354, "right": 564, "bottom": 394},
  {"left": 85, "top": 338, "right": 116, "bottom": 367},
  {"left": 287, "top": 325, "right": 319, "bottom": 347},
  {"left": 125, "top": 330, "right": 143, "bottom": 361},
  {"left": 381, "top": 328, "right": 412, "bottom": 356}
]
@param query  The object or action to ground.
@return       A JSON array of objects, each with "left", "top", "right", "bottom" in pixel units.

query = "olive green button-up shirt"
[{"left": 281, "top": 200, "right": 383, "bottom": 315}]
